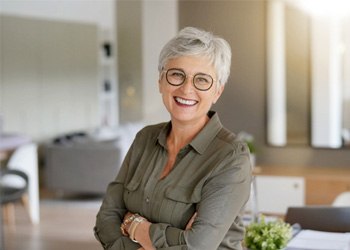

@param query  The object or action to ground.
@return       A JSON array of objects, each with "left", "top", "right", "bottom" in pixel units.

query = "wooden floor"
[{"left": 2, "top": 194, "right": 103, "bottom": 250}]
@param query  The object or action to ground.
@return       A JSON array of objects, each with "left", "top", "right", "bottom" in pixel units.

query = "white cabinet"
[{"left": 255, "top": 175, "right": 305, "bottom": 215}]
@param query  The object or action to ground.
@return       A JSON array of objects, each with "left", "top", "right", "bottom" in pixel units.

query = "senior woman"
[{"left": 94, "top": 27, "right": 252, "bottom": 250}]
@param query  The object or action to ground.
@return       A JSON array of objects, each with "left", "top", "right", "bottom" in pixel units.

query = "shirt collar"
[{"left": 157, "top": 111, "right": 223, "bottom": 155}]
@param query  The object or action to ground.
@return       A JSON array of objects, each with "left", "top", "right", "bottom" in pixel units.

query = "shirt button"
[{"left": 145, "top": 197, "right": 150, "bottom": 203}]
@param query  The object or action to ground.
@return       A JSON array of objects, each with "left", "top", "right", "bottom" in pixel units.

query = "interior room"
[{"left": 1, "top": 0, "right": 350, "bottom": 249}]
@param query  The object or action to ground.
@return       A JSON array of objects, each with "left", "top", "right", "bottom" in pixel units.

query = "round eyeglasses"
[{"left": 164, "top": 68, "right": 214, "bottom": 91}]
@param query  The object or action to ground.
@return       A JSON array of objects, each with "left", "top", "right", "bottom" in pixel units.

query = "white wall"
[
  {"left": 0, "top": 0, "right": 118, "bottom": 129},
  {"left": 1, "top": 15, "right": 99, "bottom": 141},
  {"left": 0, "top": 0, "right": 179, "bottom": 139},
  {"left": 0, "top": 0, "right": 115, "bottom": 29},
  {"left": 0, "top": 1, "right": 118, "bottom": 141}
]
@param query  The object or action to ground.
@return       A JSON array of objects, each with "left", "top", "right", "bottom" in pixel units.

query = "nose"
[{"left": 180, "top": 75, "right": 195, "bottom": 93}]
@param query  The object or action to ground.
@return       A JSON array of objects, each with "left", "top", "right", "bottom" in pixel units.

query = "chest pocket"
[
  {"left": 123, "top": 179, "right": 142, "bottom": 212},
  {"left": 165, "top": 185, "right": 201, "bottom": 203},
  {"left": 161, "top": 185, "right": 201, "bottom": 228}
]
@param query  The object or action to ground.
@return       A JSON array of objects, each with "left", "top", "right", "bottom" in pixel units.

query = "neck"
[{"left": 168, "top": 115, "right": 209, "bottom": 151}]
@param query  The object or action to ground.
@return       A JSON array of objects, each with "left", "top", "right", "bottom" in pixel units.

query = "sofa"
[{"left": 44, "top": 135, "right": 121, "bottom": 195}]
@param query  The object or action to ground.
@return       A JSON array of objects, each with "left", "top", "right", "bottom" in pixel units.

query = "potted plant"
[{"left": 244, "top": 216, "right": 292, "bottom": 250}]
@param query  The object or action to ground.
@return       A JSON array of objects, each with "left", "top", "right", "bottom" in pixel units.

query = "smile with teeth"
[{"left": 174, "top": 97, "right": 198, "bottom": 106}]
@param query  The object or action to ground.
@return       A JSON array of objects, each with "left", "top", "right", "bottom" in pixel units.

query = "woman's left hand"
[{"left": 186, "top": 212, "right": 197, "bottom": 230}]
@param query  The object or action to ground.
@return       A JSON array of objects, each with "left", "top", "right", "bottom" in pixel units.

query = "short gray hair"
[{"left": 158, "top": 27, "right": 232, "bottom": 87}]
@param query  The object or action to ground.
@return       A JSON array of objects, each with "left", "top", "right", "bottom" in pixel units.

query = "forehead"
[{"left": 165, "top": 56, "right": 215, "bottom": 75}]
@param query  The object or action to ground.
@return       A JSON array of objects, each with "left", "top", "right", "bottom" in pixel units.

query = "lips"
[{"left": 174, "top": 97, "right": 198, "bottom": 106}]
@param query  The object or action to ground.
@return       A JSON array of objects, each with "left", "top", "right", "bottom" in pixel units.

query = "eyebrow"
[{"left": 168, "top": 67, "right": 212, "bottom": 76}]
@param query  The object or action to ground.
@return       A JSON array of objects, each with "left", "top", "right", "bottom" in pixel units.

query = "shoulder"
[
  {"left": 124, "top": 122, "right": 168, "bottom": 167},
  {"left": 209, "top": 127, "right": 252, "bottom": 183},
  {"left": 133, "top": 122, "right": 168, "bottom": 143},
  {"left": 136, "top": 122, "right": 167, "bottom": 135},
  {"left": 216, "top": 127, "right": 250, "bottom": 156}
]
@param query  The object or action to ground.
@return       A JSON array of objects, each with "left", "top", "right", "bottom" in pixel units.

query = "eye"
[
  {"left": 194, "top": 74, "right": 212, "bottom": 84},
  {"left": 168, "top": 69, "right": 185, "bottom": 80}
]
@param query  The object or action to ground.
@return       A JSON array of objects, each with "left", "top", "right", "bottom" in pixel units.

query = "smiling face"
[{"left": 159, "top": 56, "right": 224, "bottom": 127}]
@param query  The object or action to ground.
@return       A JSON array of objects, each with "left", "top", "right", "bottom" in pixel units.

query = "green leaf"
[{"left": 244, "top": 216, "right": 292, "bottom": 250}]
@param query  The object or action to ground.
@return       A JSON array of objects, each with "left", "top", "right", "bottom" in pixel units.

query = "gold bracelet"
[
  {"left": 120, "top": 214, "right": 137, "bottom": 236},
  {"left": 128, "top": 221, "right": 138, "bottom": 242},
  {"left": 129, "top": 216, "right": 146, "bottom": 243}
]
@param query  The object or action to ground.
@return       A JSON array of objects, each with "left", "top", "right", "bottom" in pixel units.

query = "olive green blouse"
[{"left": 94, "top": 111, "right": 252, "bottom": 250}]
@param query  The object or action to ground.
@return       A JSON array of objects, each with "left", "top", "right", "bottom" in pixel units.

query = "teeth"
[{"left": 175, "top": 97, "right": 197, "bottom": 105}]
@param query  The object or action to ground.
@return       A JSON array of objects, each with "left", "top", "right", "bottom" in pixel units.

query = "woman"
[{"left": 94, "top": 27, "right": 252, "bottom": 250}]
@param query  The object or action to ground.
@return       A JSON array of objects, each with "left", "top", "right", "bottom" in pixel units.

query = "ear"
[
  {"left": 158, "top": 78, "right": 162, "bottom": 94},
  {"left": 212, "top": 84, "right": 224, "bottom": 104}
]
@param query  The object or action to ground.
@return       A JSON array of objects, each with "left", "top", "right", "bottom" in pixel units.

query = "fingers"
[{"left": 185, "top": 212, "right": 197, "bottom": 230}]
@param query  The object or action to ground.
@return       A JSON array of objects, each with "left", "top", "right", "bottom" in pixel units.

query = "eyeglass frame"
[{"left": 162, "top": 68, "right": 216, "bottom": 91}]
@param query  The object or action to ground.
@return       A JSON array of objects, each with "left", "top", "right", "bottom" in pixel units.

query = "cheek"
[
  {"left": 159, "top": 83, "right": 173, "bottom": 104},
  {"left": 158, "top": 73, "right": 167, "bottom": 93},
  {"left": 159, "top": 80, "right": 167, "bottom": 95}
]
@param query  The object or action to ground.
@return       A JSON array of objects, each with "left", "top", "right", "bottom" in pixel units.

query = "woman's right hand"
[{"left": 120, "top": 212, "right": 135, "bottom": 236}]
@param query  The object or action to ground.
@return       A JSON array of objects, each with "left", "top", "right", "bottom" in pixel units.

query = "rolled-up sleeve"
[
  {"left": 94, "top": 143, "right": 141, "bottom": 250},
  {"left": 94, "top": 181, "right": 140, "bottom": 249}
]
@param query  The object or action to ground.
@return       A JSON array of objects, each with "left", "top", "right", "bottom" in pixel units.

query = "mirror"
[{"left": 266, "top": 0, "right": 350, "bottom": 148}]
